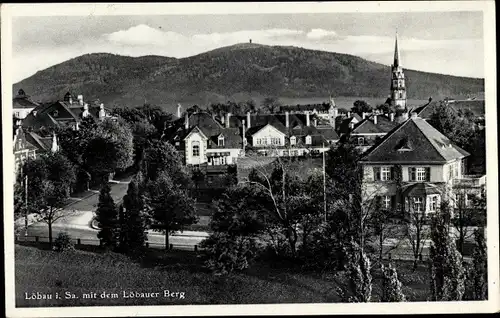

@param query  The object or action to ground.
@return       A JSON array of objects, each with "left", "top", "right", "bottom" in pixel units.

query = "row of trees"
[
  {"left": 199, "top": 141, "right": 487, "bottom": 301},
  {"left": 15, "top": 105, "right": 173, "bottom": 245},
  {"left": 95, "top": 141, "right": 198, "bottom": 252}
]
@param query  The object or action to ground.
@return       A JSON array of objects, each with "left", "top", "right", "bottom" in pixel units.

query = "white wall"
[
  {"left": 13, "top": 108, "right": 35, "bottom": 119},
  {"left": 251, "top": 125, "right": 285, "bottom": 147},
  {"left": 185, "top": 133, "right": 206, "bottom": 165}
]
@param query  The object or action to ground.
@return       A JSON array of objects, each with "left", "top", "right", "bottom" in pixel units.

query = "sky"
[{"left": 11, "top": 11, "right": 484, "bottom": 83}]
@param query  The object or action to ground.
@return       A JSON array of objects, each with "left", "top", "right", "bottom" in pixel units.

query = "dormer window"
[
  {"left": 305, "top": 135, "right": 312, "bottom": 145},
  {"left": 290, "top": 136, "right": 296, "bottom": 146},
  {"left": 52, "top": 110, "right": 59, "bottom": 117},
  {"left": 218, "top": 135, "right": 225, "bottom": 147},
  {"left": 357, "top": 137, "right": 365, "bottom": 146},
  {"left": 396, "top": 137, "right": 412, "bottom": 151}
]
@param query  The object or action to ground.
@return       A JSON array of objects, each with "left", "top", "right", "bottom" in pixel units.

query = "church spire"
[{"left": 393, "top": 32, "right": 400, "bottom": 67}]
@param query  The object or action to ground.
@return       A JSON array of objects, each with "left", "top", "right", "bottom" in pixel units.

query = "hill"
[{"left": 14, "top": 43, "right": 484, "bottom": 113}]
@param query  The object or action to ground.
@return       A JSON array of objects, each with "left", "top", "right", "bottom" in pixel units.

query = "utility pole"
[
  {"left": 322, "top": 143, "right": 327, "bottom": 222},
  {"left": 23, "top": 167, "right": 29, "bottom": 237}
]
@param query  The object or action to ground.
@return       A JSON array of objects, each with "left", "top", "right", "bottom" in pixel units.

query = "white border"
[{"left": 2, "top": 2, "right": 498, "bottom": 317}]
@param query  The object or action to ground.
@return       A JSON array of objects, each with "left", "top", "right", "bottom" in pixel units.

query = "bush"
[
  {"left": 200, "top": 232, "right": 260, "bottom": 275},
  {"left": 53, "top": 232, "right": 75, "bottom": 252}
]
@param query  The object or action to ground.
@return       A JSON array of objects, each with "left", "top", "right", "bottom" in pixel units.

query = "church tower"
[{"left": 390, "top": 33, "right": 406, "bottom": 109}]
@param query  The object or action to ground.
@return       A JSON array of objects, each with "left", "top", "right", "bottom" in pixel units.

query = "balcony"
[{"left": 453, "top": 175, "right": 486, "bottom": 188}]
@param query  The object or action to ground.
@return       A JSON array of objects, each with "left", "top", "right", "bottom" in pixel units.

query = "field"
[{"left": 15, "top": 244, "right": 432, "bottom": 307}]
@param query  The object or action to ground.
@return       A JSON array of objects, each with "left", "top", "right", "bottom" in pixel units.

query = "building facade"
[
  {"left": 22, "top": 92, "right": 112, "bottom": 133},
  {"left": 13, "top": 89, "right": 39, "bottom": 121},
  {"left": 359, "top": 113, "right": 485, "bottom": 215},
  {"left": 168, "top": 110, "right": 339, "bottom": 166}
]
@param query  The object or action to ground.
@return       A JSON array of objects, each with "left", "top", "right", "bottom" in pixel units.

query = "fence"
[{"left": 15, "top": 234, "right": 203, "bottom": 252}]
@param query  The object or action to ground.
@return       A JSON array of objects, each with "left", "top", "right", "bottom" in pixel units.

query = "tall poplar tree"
[{"left": 96, "top": 184, "right": 119, "bottom": 249}]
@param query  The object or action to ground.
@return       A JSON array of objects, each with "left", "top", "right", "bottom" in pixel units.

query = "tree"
[
  {"left": 21, "top": 152, "right": 76, "bottom": 245},
  {"left": 119, "top": 179, "right": 147, "bottom": 252},
  {"left": 144, "top": 171, "right": 197, "bottom": 250},
  {"left": 351, "top": 100, "right": 372, "bottom": 115},
  {"left": 470, "top": 228, "right": 487, "bottom": 300},
  {"left": 429, "top": 205, "right": 466, "bottom": 301},
  {"left": 380, "top": 263, "right": 406, "bottom": 302},
  {"left": 261, "top": 97, "right": 281, "bottom": 114},
  {"left": 96, "top": 183, "right": 119, "bottom": 249},
  {"left": 403, "top": 208, "right": 430, "bottom": 271},
  {"left": 191, "top": 168, "right": 206, "bottom": 196},
  {"left": 338, "top": 240, "right": 372, "bottom": 302},
  {"left": 376, "top": 103, "right": 394, "bottom": 114},
  {"left": 141, "top": 140, "right": 191, "bottom": 187},
  {"left": 451, "top": 189, "right": 486, "bottom": 255},
  {"left": 201, "top": 184, "right": 267, "bottom": 274}
]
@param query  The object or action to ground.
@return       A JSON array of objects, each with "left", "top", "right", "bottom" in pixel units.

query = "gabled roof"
[
  {"left": 361, "top": 116, "right": 469, "bottom": 164},
  {"left": 13, "top": 95, "right": 40, "bottom": 109},
  {"left": 351, "top": 115, "right": 398, "bottom": 134},
  {"left": 183, "top": 126, "right": 209, "bottom": 141},
  {"left": 25, "top": 131, "right": 53, "bottom": 152}
]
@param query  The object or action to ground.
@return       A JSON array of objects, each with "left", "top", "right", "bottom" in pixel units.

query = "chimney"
[
  {"left": 82, "top": 103, "right": 89, "bottom": 118},
  {"left": 246, "top": 111, "right": 251, "bottom": 128},
  {"left": 184, "top": 112, "right": 189, "bottom": 130},
  {"left": 314, "top": 118, "right": 318, "bottom": 127},
  {"left": 77, "top": 95, "right": 84, "bottom": 106},
  {"left": 51, "top": 133, "right": 58, "bottom": 153},
  {"left": 347, "top": 111, "right": 351, "bottom": 118},
  {"left": 411, "top": 112, "right": 418, "bottom": 119},
  {"left": 285, "top": 111, "right": 290, "bottom": 128},
  {"left": 402, "top": 112, "right": 409, "bottom": 121},
  {"left": 177, "top": 103, "right": 182, "bottom": 118},
  {"left": 226, "top": 113, "right": 231, "bottom": 128},
  {"left": 98, "top": 103, "right": 105, "bottom": 120},
  {"left": 373, "top": 115, "right": 377, "bottom": 125},
  {"left": 306, "top": 111, "right": 310, "bottom": 126},
  {"left": 390, "top": 113, "right": 395, "bottom": 122},
  {"left": 362, "top": 112, "right": 366, "bottom": 120}
]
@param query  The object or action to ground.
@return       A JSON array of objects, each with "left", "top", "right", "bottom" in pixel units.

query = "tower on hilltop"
[{"left": 390, "top": 33, "right": 407, "bottom": 109}]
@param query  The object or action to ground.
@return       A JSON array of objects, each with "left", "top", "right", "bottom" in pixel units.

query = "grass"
[{"left": 15, "top": 244, "right": 433, "bottom": 307}]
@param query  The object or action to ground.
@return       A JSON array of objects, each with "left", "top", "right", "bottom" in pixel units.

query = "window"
[
  {"left": 416, "top": 167, "right": 426, "bottom": 181},
  {"left": 383, "top": 196, "right": 392, "bottom": 209},
  {"left": 399, "top": 93, "right": 403, "bottom": 98},
  {"left": 290, "top": 136, "right": 296, "bottom": 146},
  {"left": 291, "top": 150, "right": 298, "bottom": 156},
  {"left": 381, "top": 167, "right": 392, "bottom": 181},
  {"left": 429, "top": 196, "right": 438, "bottom": 212},
  {"left": 218, "top": 136, "right": 225, "bottom": 147},
  {"left": 192, "top": 141, "right": 200, "bottom": 157},
  {"left": 271, "top": 137, "right": 281, "bottom": 145},
  {"left": 409, "top": 167, "right": 430, "bottom": 182},
  {"left": 357, "top": 137, "right": 365, "bottom": 146},
  {"left": 412, "top": 197, "right": 423, "bottom": 213},
  {"left": 305, "top": 136, "right": 312, "bottom": 145}
]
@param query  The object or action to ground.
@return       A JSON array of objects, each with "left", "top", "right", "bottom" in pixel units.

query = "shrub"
[
  {"left": 200, "top": 233, "right": 259, "bottom": 275},
  {"left": 53, "top": 232, "right": 75, "bottom": 252}
]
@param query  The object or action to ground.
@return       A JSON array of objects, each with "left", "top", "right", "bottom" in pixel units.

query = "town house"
[
  {"left": 168, "top": 109, "right": 339, "bottom": 166},
  {"left": 359, "top": 112, "right": 485, "bottom": 215},
  {"left": 22, "top": 92, "right": 112, "bottom": 133}
]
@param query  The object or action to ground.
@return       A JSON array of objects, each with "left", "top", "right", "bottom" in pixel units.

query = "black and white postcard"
[{"left": 2, "top": 2, "right": 498, "bottom": 316}]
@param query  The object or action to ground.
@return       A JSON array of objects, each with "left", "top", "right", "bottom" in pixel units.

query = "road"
[{"left": 17, "top": 175, "right": 209, "bottom": 250}]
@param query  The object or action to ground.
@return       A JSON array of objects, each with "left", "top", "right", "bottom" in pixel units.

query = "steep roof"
[
  {"left": 13, "top": 96, "right": 40, "bottom": 109},
  {"left": 25, "top": 131, "right": 53, "bottom": 152},
  {"left": 361, "top": 116, "right": 469, "bottom": 164}
]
